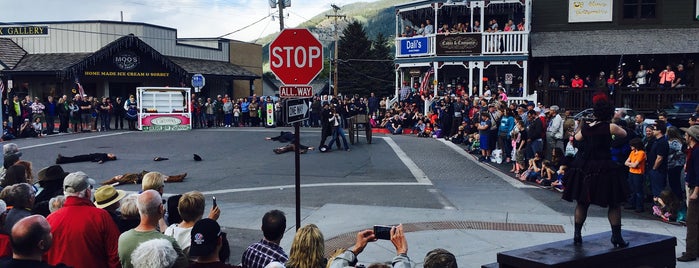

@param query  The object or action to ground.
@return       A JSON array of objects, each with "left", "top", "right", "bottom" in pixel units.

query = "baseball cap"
[
  {"left": 63, "top": 171, "right": 95, "bottom": 194},
  {"left": 189, "top": 218, "right": 221, "bottom": 257}
]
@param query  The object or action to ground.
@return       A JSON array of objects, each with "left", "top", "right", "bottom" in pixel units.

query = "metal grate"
[{"left": 323, "top": 220, "right": 565, "bottom": 257}]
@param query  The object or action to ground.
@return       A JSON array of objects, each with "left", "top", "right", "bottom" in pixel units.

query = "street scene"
[
  {"left": 0, "top": 126, "right": 692, "bottom": 267},
  {"left": 1, "top": 0, "right": 699, "bottom": 267}
]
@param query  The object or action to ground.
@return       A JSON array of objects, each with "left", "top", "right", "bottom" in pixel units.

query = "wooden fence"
[{"left": 535, "top": 87, "right": 698, "bottom": 113}]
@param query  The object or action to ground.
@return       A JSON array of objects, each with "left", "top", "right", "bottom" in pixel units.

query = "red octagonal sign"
[{"left": 269, "top": 29, "right": 323, "bottom": 85}]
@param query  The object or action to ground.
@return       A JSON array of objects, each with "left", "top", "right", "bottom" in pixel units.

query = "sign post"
[
  {"left": 269, "top": 28, "right": 323, "bottom": 230},
  {"left": 191, "top": 74, "right": 205, "bottom": 93}
]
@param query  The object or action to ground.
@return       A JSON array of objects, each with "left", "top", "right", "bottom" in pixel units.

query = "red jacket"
[
  {"left": 0, "top": 234, "right": 11, "bottom": 259},
  {"left": 46, "top": 196, "right": 121, "bottom": 268}
]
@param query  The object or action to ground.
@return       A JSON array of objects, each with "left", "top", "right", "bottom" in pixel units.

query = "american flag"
[
  {"left": 75, "top": 79, "right": 85, "bottom": 97},
  {"left": 420, "top": 68, "right": 434, "bottom": 94}
]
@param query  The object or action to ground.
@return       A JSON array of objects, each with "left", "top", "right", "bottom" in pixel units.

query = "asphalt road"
[{"left": 9, "top": 127, "right": 670, "bottom": 265}]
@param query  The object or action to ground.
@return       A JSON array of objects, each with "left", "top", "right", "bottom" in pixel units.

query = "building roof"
[
  {"left": 10, "top": 53, "right": 91, "bottom": 72},
  {"left": 531, "top": 28, "right": 699, "bottom": 57},
  {"left": 0, "top": 38, "right": 27, "bottom": 69},
  {"left": 168, "top": 56, "right": 259, "bottom": 79}
]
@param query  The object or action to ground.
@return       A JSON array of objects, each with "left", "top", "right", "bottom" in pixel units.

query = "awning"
[
  {"left": 8, "top": 53, "right": 90, "bottom": 72},
  {"left": 0, "top": 38, "right": 27, "bottom": 69},
  {"left": 531, "top": 28, "right": 699, "bottom": 57}
]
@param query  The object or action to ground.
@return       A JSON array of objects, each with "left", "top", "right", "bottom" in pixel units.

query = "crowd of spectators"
[
  {"left": 539, "top": 62, "right": 694, "bottom": 94},
  {"left": 401, "top": 17, "right": 525, "bottom": 37},
  {"left": 0, "top": 141, "right": 460, "bottom": 267}
]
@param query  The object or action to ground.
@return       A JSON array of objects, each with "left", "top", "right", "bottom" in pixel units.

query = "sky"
[{"left": 0, "top": 0, "right": 369, "bottom": 42}]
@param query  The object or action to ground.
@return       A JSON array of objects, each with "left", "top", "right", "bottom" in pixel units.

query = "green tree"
[
  {"left": 368, "top": 32, "right": 394, "bottom": 97},
  {"left": 336, "top": 21, "right": 395, "bottom": 98},
  {"left": 337, "top": 21, "right": 373, "bottom": 97}
]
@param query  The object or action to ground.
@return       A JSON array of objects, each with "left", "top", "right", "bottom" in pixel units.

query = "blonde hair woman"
[{"left": 286, "top": 224, "right": 326, "bottom": 268}]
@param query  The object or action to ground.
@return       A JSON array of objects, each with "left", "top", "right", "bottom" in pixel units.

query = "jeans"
[
  {"left": 328, "top": 126, "right": 350, "bottom": 150},
  {"left": 649, "top": 169, "right": 667, "bottom": 198},
  {"left": 233, "top": 116, "right": 239, "bottom": 127},
  {"left": 528, "top": 139, "right": 543, "bottom": 158},
  {"left": 224, "top": 113, "right": 232, "bottom": 126},
  {"left": 628, "top": 173, "right": 645, "bottom": 210},
  {"left": 388, "top": 125, "right": 402, "bottom": 134}
]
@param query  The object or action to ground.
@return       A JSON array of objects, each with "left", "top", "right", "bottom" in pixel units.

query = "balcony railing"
[{"left": 395, "top": 31, "right": 529, "bottom": 58}]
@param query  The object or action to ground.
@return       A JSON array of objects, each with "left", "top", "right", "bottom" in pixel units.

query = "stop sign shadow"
[{"left": 269, "top": 29, "right": 324, "bottom": 85}]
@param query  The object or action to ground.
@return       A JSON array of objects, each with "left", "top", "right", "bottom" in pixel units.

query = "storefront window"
[{"left": 623, "top": 0, "right": 656, "bottom": 20}]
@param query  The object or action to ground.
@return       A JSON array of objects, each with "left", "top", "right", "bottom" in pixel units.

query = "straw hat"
[{"left": 93, "top": 185, "right": 127, "bottom": 209}]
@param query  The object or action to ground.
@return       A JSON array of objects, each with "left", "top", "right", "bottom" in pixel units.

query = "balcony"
[{"left": 395, "top": 31, "right": 529, "bottom": 58}]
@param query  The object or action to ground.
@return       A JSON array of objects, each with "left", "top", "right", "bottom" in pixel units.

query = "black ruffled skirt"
[{"left": 562, "top": 159, "right": 630, "bottom": 207}]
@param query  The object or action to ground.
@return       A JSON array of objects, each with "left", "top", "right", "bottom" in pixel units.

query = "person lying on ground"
[
  {"left": 101, "top": 170, "right": 187, "bottom": 186},
  {"left": 55, "top": 153, "right": 117, "bottom": 164},
  {"left": 265, "top": 131, "right": 314, "bottom": 154}
]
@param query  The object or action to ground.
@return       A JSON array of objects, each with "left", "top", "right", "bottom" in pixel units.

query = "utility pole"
[
  {"left": 326, "top": 4, "right": 345, "bottom": 96},
  {"left": 277, "top": 0, "right": 285, "bottom": 30}
]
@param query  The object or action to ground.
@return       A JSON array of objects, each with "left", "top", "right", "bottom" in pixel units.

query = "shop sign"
[
  {"left": 83, "top": 71, "right": 169, "bottom": 77},
  {"left": 114, "top": 51, "right": 140, "bottom": 70},
  {"left": 141, "top": 114, "right": 191, "bottom": 131},
  {"left": 436, "top": 33, "right": 481, "bottom": 56},
  {"left": 400, "top": 36, "right": 429, "bottom": 55},
  {"left": 0, "top": 26, "right": 48, "bottom": 36},
  {"left": 568, "top": 0, "right": 613, "bottom": 23}
]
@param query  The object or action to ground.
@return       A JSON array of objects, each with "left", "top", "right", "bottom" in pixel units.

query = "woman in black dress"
[{"left": 562, "top": 94, "right": 629, "bottom": 247}]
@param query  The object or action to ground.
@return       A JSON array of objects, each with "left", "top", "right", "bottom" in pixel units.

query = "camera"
[{"left": 373, "top": 225, "right": 393, "bottom": 240}]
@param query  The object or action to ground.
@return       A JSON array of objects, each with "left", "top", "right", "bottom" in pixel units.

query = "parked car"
[
  {"left": 573, "top": 107, "right": 654, "bottom": 126},
  {"left": 660, "top": 101, "right": 699, "bottom": 128}
]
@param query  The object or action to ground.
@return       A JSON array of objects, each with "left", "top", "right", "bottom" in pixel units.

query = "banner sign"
[
  {"left": 568, "top": 0, "right": 613, "bottom": 23},
  {"left": 400, "top": 36, "right": 429, "bottom": 55},
  {"left": 0, "top": 26, "right": 48, "bottom": 36},
  {"left": 435, "top": 33, "right": 481, "bottom": 56},
  {"left": 140, "top": 114, "right": 191, "bottom": 131}
]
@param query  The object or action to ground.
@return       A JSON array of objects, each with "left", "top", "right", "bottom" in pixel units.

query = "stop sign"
[{"left": 269, "top": 29, "right": 323, "bottom": 85}]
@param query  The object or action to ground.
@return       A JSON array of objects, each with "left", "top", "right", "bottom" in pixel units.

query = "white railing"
[{"left": 482, "top": 31, "right": 529, "bottom": 54}]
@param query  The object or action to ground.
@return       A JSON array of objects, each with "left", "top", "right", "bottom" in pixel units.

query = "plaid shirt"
[{"left": 241, "top": 239, "right": 288, "bottom": 268}]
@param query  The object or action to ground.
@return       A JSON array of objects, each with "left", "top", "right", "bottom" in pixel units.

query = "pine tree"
[{"left": 337, "top": 21, "right": 395, "bottom": 98}]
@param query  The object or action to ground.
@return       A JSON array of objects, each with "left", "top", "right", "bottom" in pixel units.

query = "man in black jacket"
[{"left": 526, "top": 110, "right": 544, "bottom": 159}]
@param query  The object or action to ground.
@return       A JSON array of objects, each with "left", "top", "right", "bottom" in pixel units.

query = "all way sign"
[{"left": 280, "top": 86, "right": 313, "bottom": 98}]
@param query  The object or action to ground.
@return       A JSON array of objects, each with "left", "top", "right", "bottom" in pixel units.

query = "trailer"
[{"left": 136, "top": 87, "right": 191, "bottom": 131}]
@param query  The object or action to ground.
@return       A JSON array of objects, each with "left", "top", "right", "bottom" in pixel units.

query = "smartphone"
[
  {"left": 212, "top": 196, "right": 217, "bottom": 207},
  {"left": 373, "top": 225, "right": 392, "bottom": 240}
]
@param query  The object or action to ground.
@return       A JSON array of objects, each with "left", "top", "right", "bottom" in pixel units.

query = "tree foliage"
[{"left": 337, "top": 21, "right": 394, "bottom": 97}]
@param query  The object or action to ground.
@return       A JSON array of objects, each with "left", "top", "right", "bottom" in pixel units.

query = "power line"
[{"left": 217, "top": 14, "right": 272, "bottom": 38}]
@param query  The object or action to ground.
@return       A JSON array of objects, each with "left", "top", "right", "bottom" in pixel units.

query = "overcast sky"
[{"left": 0, "top": 0, "right": 368, "bottom": 42}]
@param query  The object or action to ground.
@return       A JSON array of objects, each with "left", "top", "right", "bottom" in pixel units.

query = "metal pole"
[
  {"left": 334, "top": 39, "right": 339, "bottom": 96},
  {"left": 278, "top": 0, "right": 285, "bottom": 31},
  {"left": 294, "top": 122, "right": 300, "bottom": 230}
]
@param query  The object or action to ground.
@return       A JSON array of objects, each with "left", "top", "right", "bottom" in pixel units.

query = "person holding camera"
[{"left": 328, "top": 224, "right": 411, "bottom": 268}]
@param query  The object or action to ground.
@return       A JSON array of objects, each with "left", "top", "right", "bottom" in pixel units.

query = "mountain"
[{"left": 256, "top": 0, "right": 413, "bottom": 73}]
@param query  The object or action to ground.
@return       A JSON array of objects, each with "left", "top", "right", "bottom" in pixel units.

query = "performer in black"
[
  {"left": 56, "top": 153, "right": 117, "bottom": 164},
  {"left": 265, "top": 131, "right": 314, "bottom": 154},
  {"left": 562, "top": 93, "right": 629, "bottom": 247},
  {"left": 319, "top": 102, "right": 340, "bottom": 150}
]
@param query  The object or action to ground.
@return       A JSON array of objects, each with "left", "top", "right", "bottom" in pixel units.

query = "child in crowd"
[
  {"left": 525, "top": 151, "right": 543, "bottom": 182},
  {"left": 652, "top": 190, "right": 681, "bottom": 222},
  {"left": 624, "top": 138, "right": 646, "bottom": 213},
  {"left": 431, "top": 124, "right": 442, "bottom": 139},
  {"left": 536, "top": 160, "right": 556, "bottom": 187},
  {"left": 32, "top": 117, "right": 44, "bottom": 137},
  {"left": 514, "top": 121, "right": 528, "bottom": 176},
  {"left": 551, "top": 165, "right": 566, "bottom": 192},
  {"left": 477, "top": 112, "right": 492, "bottom": 162},
  {"left": 413, "top": 118, "right": 426, "bottom": 136},
  {"left": 450, "top": 125, "right": 466, "bottom": 144},
  {"left": 509, "top": 121, "right": 522, "bottom": 174}
]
